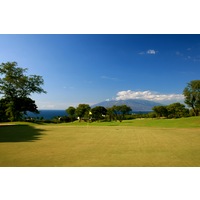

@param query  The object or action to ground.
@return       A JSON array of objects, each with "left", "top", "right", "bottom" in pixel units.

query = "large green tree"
[
  {"left": 183, "top": 80, "right": 200, "bottom": 116},
  {"left": 0, "top": 62, "right": 46, "bottom": 121}
]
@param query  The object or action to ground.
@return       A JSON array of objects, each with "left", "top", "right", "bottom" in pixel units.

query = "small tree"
[
  {"left": 183, "top": 80, "right": 200, "bottom": 116},
  {"left": 112, "top": 105, "right": 132, "bottom": 122},
  {"left": 91, "top": 106, "right": 107, "bottom": 121},
  {"left": 75, "top": 104, "right": 91, "bottom": 122},
  {"left": 152, "top": 105, "right": 168, "bottom": 118},
  {"left": 118, "top": 105, "right": 132, "bottom": 120},
  {"left": 106, "top": 107, "right": 115, "bottom": 121},
  {"left": 66, "top": 106, "right": 76, "bottom": 122}
]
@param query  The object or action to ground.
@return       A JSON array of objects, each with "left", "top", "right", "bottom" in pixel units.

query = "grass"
[
  {"left": 1, "top": 117, "right": 200, "bottom": 166},
  {"left": 66, "top": 116, "right": 200, "bottom": 128}
]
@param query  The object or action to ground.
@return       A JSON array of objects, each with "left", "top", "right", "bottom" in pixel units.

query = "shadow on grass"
[{"left": 0, "top": 124, "right": 45, "bottom": 143}]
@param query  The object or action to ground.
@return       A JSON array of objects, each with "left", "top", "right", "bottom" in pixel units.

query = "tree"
[
  {"left": 91, "top": 106, "right": 107, "bottom": 121},
  {"left": 118, "top": 105, "right": 132, "bottom": 119},
  {"left": 112, "top": 105, "right": 132, "bottom": 122},
  {"left": 0, "top": 62, "right": 46, "bottom": 121},
  {"left": 152, "top": 105, "right": 168, "bottom": 118},
  {"left": 75, "top": 104, "right": 91, "bottom": 122},
  {"left": 5, "top": 97, "right": 39, "bottom": 121},
  {"left": 66, "top": 106, "right": 76, "bottom": 122},
  {"left": 167, "top": 102, "right": 189, "bottom": 118},
  {"left": 183, "top": 80, "right": 200, "bottom": 116},
  {"left": 0, "top": 98, "right": 8, "bottom": 121},
  {"left": 106, "top": 107, "right": 115, "bottom": 121}
]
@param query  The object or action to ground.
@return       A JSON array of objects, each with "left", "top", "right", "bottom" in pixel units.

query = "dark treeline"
[
  {"left": 64, "top": 102, "right": 193, "bottom": 123},
  {"left": 66, "top": 104, "right": 132, "bottom": 123}
]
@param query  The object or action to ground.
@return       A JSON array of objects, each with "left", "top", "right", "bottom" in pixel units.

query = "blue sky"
[{"left": 0, "top": 34, "right": 200, "bottom": 109}]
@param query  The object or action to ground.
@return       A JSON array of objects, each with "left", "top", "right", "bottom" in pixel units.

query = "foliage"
[
  {"left": 0, "top": 62, "right": 46, "bottom": 98},
  {"left": 75, "top": 104, "right": 91, "bottom": 121},
  {"left": 66, "top": 106, "right": 76, "bottom": 122},
  {"left": 152, "top": 105, "right": 168, "bottom": 118},
  {"left": 152, "top": 103, "right": 189, "bottom": 119},
  {"left": 167, "top": 102, "right": 189, "bottom": 118},
  {"left": 91, "top": 106, "right": 107, "bottom": 121},
  {"left": 183, "top": 80, "right": 200, "bottom": 116},
  {"left": 108, "top": 105, "right": 132, "bottom": 122},
  {"left": 0, "top": 62, "right": 46, "bottom": 121},
  {"left": 0, "top": 98, "right": 8, "bottom": 121},
  {"left": 6, "top": 98, "right": 38, "bottom": 121},
  {"left": 0, "top": 97, "right": 39, "bottom": 121},
  {"left": 106, "top": 107, "right": 115, "bottom": 121},
  {"left": 147, "top": 112, "right": 157, "bottom": 118}
]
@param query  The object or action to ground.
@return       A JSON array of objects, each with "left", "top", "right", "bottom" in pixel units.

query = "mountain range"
[{"left": 92, "top": 99, "right": 162, "bottom": 112}]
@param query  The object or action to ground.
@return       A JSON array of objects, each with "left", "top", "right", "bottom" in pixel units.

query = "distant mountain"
[{"left": 92, "top": 99, "right": 163, "bottom": 112}]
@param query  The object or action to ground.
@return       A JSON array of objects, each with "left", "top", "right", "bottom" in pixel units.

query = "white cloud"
[
  {"left": 115, "top": 90, "right": 184, "bottom": 103},
  {"left": 138, "top": 49, "right": 158, "bottom": 55},
  {"left": 147, "top": 49, "right": 157, "bottom": 54}
]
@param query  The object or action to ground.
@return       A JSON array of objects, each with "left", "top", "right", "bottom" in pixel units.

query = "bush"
[{"left": 148, "top": 112, "right": 157, "bottom": 118}]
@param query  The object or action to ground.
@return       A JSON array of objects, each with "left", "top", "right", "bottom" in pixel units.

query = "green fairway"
[
  {"left": 1, "top": 117, "right": 200, "bottom": 166},
  {"left": 66, "top": 116, "right": 200, "bottom": 128}
]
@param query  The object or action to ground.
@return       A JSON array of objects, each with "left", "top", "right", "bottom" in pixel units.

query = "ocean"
[{"left": 26, "top": 110, "right": 67, "bottom": 120}]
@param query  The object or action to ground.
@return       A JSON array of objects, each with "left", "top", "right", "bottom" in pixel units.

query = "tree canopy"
[
  {"left": 66, "top": 106, "right": 76, "bottom": 122},
  {"left": 109, "top": 105, "right": 132, "bottom": 122},
  {"left": 0, "top": 62, "right": 46, "bottom": 98},
  {"left": 152, "top": 105, "right": 168, "bottom": 118},
  {"left": 152, "top": 103, "right": 189, "bottom": 119},
  {"left": 167, "top": 102, "right": 189, "bottom": 118},
  {"left": 75, "top": 104, "right": 91, "bottom": 121},
  {"left": 183, "top": 80, "right": 200, "bottom": 116},
  {"left": 91, "top": 106, "right": 107, "bottom": 121},
  {"left": 0, "top": 62, "right": 46, "bottom": 121}
]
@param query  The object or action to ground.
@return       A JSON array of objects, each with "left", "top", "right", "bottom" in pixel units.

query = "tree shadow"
[{"left": 0, "top": 124, "right": 45, "bottom": 142}]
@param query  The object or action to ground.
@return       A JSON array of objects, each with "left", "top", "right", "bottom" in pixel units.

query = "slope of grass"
[
  {"left": 1, "top": 117, "right": 200, "bottom": 167},
  {"left": 64, "top": 116, "right": 200, "bottom": 128}
]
